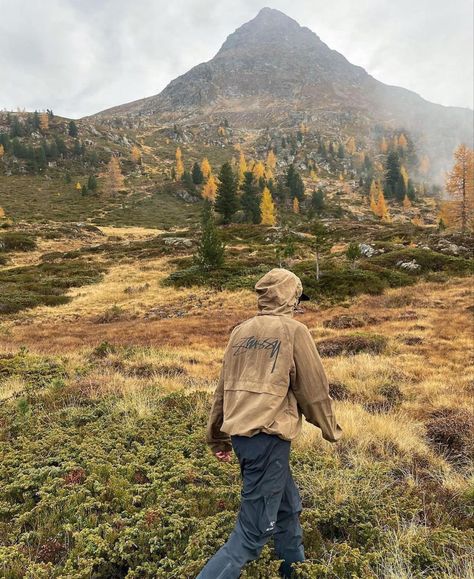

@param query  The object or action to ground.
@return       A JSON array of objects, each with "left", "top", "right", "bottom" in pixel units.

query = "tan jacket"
[{"left": 207, "top": 268, "right": 342, "bottom": 452}]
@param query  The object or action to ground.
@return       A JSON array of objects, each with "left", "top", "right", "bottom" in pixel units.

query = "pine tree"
[
  {"left": 175, "top": 147, "right": 184, "bottom": 181},
  {"left": 194, "top": 200, "right": 225, "bottom": 271},
  {"left": 443, "top": 144, "right": 474, "bottom": 235},
  {"left": 202, "top": 174, "right": 217, "bottom": 202},
  {"left": 286, "top": 164, "right": 305, "bottom": 201},
  {"left": 346, "top": 242, "right": 361, "bottom": 269},
  {"left": 241, "top": 171, "right": 261, "bottom": 224},
  {"left": 384, "top": 150, "right": 406, "bottom": 201},
  {"left": 311, "top": 189, "right": 325, "bottom": 214},
  {"left": 215, "top": 162, "right": 238, "bottom": 224},
  {"left": 192, "top": 161, "right": 204, "bottom": 185},
  {"left": 131, "top": 146, "right": 141, "bottom": 164},
  {"left": 105, "top": 156, "right": 125, "bottom": 196},
  {"left": 292, "top": 197, "right": 300, "bottom": 214},
  {"left": 32, "top": 111, "right": 40, "bottom": 130},
  {"left": 201, "top": 158, "right": 212, "bottom": 180},
  {"left": 87, "top": 175, "right": 98, "bottom": 192},
  {"left": 68, "top": 120, "right": 78, "bottom": 137},
  {"left": 337, "top": 143, "right": 345, "bottom": 159},
  {"left": 260, "top": 186, "right": 277, "bottom": 226}
]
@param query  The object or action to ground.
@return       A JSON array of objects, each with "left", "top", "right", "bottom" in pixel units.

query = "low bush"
[
  {"left": 316, "top": 333, "right": 388, "bottom": 357},
  {"left": 0, "top": 231, "right": 37, "bottom": 252}
]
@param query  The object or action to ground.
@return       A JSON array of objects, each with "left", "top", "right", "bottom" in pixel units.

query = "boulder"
[
  {"left": 163, "top": 237, "right": 193, "bottom": 248},
  {"left": 396, "top": 259, "right": 421, "bottom": 271},
  {"left": 176, "top": 189, "right": 199, "bottom": 203},
  {"left": 358, "top": 243, "right": 375, "bottom": 257}
]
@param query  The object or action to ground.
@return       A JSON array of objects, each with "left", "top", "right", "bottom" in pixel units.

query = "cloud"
[{"left": 0, "top": 0, "right": 472, "bottom": 118}]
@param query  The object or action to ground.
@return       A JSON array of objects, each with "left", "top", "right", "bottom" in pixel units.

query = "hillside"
[{"left": 94, "top": 8, "right": 473, "bottom": 180}]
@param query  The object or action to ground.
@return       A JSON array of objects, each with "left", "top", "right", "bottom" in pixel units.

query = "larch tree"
[
  {"left": 398, "top": 133, "right": 408, "bottom": 150},
  {"left": 400, "top": 165, "right": 409, "bottom": 189},
  {"left": 266, "top": 149, "right": 277, "bottom": 171},
  {"left": 201, "top": 158, "right": 212, "bottom": 180},
  {"left": 346, "top": 136, "right": 356, "bottom": 155},
  {"left": 252, "top": 160, "right": 265, "bottom": 181},
  {"left": 175, "top": 147, "right": 184, "bottom": 181},
  {"left": 403, "top": 194, "right": 412, "bottom": 210},
  {"left": 131, "top": 146, "right": 141, "bottom": 164},
  {"left": 238, "top": 151, "right": 247, "bottom": 184},
  {"left": 105, "top": 156, "right": 125, "bottom": 196},
  {"left": 376, "top": 189, "right": 389, "bottom": 220},
  {"left": 202, "top": 174, "right": 217, "bottom": 202},
  {"left": 292, "top": 197, "right": 300, "bottom": 214},
  {"left": 0, "top": 207, "right": 5, "bottom": 219},
  {"left": 39, "top": 112, "right": 49, "bottom": 132},
  {"left": 0, "top": 144, "right": 4, "bottom": 158},
  {"left": 75, "top": 182, "right": 82, "bottom": 192},
  {"left": 260, "top": 186, "right": 276, "bottom": 226},
  {"left": 380, "top": 137, "right": 388, "bottom": 154},
  {"left": 310, "top": 169, "right": 317, "bottom": 181},
  {"left": 419, "top": 155, "right": 430, "bottom": 176},
  {"left": 443, "top": 144, "right": 474, "bottom": 235},
  {"left": 215, "top": 162, "right": 238, "bottom": 224}
]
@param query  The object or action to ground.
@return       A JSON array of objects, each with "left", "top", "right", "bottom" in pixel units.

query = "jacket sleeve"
[
  {"left": 290, "top": 323, "right": 342, "bottom": 443},
  {"left": 206, "top": 361, "right": 232, "bottom": 453}
]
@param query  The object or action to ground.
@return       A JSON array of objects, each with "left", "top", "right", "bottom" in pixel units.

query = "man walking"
[{"left": 198, "top": 268, "right": 342, "bottom": 578}]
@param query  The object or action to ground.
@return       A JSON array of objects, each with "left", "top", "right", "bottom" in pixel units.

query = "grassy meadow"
[{"left": 0, "top": 217, "right": 473, "bottom": 578}]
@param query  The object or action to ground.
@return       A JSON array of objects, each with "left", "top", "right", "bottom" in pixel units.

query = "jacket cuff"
[{"left": 208, "top": 440, "right": 232, "bottom": 453}]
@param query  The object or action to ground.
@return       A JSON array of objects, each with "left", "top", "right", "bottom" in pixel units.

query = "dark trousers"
[{"left": 197, "top": 433, "right": 305, "bottom": 579}]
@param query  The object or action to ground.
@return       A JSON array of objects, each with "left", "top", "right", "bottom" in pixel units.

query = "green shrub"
[{"left": 0, "top": 231, "right": 37, "bottom": 252}]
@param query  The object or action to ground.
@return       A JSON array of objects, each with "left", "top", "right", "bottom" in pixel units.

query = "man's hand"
[{"left": 215, "top": 450, "right": 233, "bottom": 462}]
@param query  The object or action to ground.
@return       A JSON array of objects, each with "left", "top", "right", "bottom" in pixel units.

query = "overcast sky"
[{"left": 1, "top": 0, "right": 472, "bottom": 118}]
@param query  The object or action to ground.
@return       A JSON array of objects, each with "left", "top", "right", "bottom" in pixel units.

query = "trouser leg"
[
  {"left": 273, "top": 472, "right": 305, "bottom": 578},
  {"left": 197, "top": 433, "right": 291, "bottom": 579}
]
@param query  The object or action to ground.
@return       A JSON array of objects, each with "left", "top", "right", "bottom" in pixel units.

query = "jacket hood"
[{"left": 255, "top": 268, "right": 303, "bottom": 316}]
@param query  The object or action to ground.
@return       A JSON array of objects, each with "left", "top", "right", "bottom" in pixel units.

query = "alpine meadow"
[{"left": 0, "top": 5, "right": 473, "bottom": 578}]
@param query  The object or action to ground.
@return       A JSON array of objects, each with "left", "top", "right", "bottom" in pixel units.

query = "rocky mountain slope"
[{"left": 93, "top": 8, "right": 473, "bottom": 178}]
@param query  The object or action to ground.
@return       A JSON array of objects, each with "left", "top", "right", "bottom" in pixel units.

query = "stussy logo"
[{"left": 232, "top": 336, "right": 281, "bottom": 373}]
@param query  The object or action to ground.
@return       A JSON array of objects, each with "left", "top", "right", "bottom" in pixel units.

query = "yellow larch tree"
[
  {"left": 75, "top": 182, "right": 82, "bottom": 192},
  {"left": 411, "top": 215, "right": 424, "bottom": 227},
  {"left": 260, "top": 186, "right": 276, "bottom": 226},
  {"left": 376, "top": 189, "right": 389, "bottom": 220},
  {"left": 0, "top": 207, "right": 5, "bottom": 219},
  {"left": 419, "top": 155, "right": 430, "bottom": 176},
  {"left": 403, "top": 194, "right": 412, "bottom": 210},
  {"left": 346, "top": 136, "right": 356, "bottom": 155},
  {"left": 443, "top": 144, "right": 474, "bottom": 234},
  {"left": 370, "top": 181, "right": 379, "bottom": 214},
  {"left": 105, "top": 156, "right": 125, "bottom": 196},
  {"left": 398, "top": 133, "right": 408, "bottom": 150},
  {"left": 131, "top": 146, "right": 141, "bottom": 164},
  {"left": 266, "top": 149, "right": 277, "bottom": 172},
  {"left": 400, "top": 165, "right": 409, "bottom": 189},
  {"left": 238, "top": 151, "right": 247, "bottom": 184},
  {"left": 175, "top": 147, "right": 184, "bottom": 181},
  {"left": 253, "top": 160, "right": 265, "bottom": 181},
  {"left": 0, "top": 144, "right": 4, "bottom": 158},
  {"left": 310, "top": 169, "right": 317, "bottom": 181},
  {"left": 201, "top": 158, "right": 212, "bottom": 180},
  {"left": 39, "top": 112, "right": 49, "bottom": 131},
  {"left": 292, "top": 197, "right": 300, "bottom": 214},
  {"left": 218, "top": 126, "right": 226, "bottom": 137},
  {"left": 202, "top": 174, "right": 217, "bottom": 202},
  {"left": 380, "top": 137, "right": 388, "bottom": 154}
]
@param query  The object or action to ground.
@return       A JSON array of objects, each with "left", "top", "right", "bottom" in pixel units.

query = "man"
[{"left": 198, "top": 268, "right": 342, "bottom": 579}]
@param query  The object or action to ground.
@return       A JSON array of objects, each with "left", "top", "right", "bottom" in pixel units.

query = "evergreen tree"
[
  {"left": 286, "top": 164, "right": 305, "bottom": 201},
  {"left": 194, "top": 200, "right": 225, "bottom": 270},
  {"left": 68, "top": 120, "right": 78, "bottom": 137},
  {"left": 87, "top": 174, "right": 98, "bottom": 192},
  {"left": 384, "top": 150, "right": 406, "bottom": 201},
  {"left": 215, "top": 162, "right": 238, "bottom": 224},
  {"left": 182, "top": 170, "right": 194, "bottom": 192},
  {"left": 346, "top": 242, "right": 361, "bottom": 269},
  {"left": 310, "top": 220, "right": 330, "bottom": 281},
  {"left": 10, "top": 117, "right": 23, "bottom": 138},
  {"left": 337, "top": 143, "right": 345, "bottom": 159},
  {"left": 191, "top": 161, "right": 204, "bottom": 185},
  {"left": 240, "top": 171, "right": 261, "bottom": 224},
  {"left": 32, "top": 111, "right": 41, "bottom": 130},
  {"left": 311, "top": 189, "right": 325, "bottom": 214}
]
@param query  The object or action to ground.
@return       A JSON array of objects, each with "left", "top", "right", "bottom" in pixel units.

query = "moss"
[{"left": 0, "top": 259, "right": 106, "bottom": 314}]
